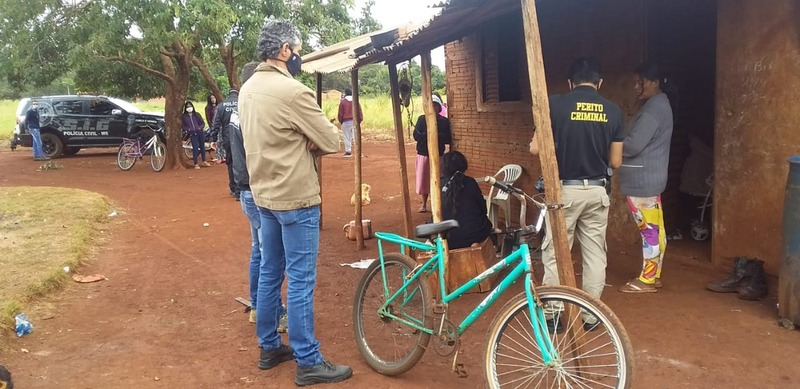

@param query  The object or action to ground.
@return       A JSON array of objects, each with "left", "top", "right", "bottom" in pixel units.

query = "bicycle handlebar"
[{"left": 483, "top": 176, "right": 555, "bottom": 211}]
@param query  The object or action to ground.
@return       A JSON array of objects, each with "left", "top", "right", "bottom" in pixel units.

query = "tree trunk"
[
  {"left": 221, "top": 42, "right": 240, "bottom": 90},
  {"left": 194, "top": 56, "right": 223, "bottom": 103},
  {"left": 162, "top": 51, "right": 194, "bottom": 169}
]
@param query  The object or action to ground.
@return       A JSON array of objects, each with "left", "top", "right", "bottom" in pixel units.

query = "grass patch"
[
  {"left": 0, "top": 187, "right": 110, "bottom": 341},
  {"left": 0, "top": 99, "right": 20, "bottom": 141}
]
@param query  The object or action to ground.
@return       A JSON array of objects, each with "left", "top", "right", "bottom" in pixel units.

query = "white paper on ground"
[{"left": 339, "top": 259, "right": 376, "bottom": 269}]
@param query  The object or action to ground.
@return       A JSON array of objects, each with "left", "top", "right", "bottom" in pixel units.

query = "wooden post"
[
  {"left": 421, "top": 51, "right": 450, "bottom": 283},
  {"left": 315, "top": 73, "right": 324, "bottom": 229},
  {"left": 520, "top": 0, "right": 575, "bottom": 287},
  {"left": 388, "top": 62, "right": 414, "bottom": 239},
  {"left": 520, "top": 0, "right": 587, "bottom": 372},
  {"left": 351, "top": 69, "right": 365, "bottom": 249}
]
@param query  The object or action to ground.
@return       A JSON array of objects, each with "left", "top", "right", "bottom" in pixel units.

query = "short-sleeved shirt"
[{"left": 548, "top": 86, "right": 624, "bottom": 180}]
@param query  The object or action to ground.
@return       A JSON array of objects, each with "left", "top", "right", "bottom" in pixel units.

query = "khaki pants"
[{"left": 541, "top": 185, "right": 610, "bottom": 299}]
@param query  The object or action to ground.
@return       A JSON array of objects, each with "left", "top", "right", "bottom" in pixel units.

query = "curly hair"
[{"left": 257, "top": 19, "right": 301, "bottom": 61}]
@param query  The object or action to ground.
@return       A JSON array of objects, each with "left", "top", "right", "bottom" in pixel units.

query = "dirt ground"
[{"left": 0, "top": 142, "right": 798, "bottom": 389}]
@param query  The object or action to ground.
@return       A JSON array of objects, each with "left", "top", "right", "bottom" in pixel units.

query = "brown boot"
[
  {"left": 706, "top": 257, "right": 750, "bottom": 293},
  {"left": 738, "top": 259, "right": 768, "bottom": 300}
]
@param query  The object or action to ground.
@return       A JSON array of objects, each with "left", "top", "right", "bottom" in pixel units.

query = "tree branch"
[
  {"left": 192, "top": 56, "right": 223, "bottom": 100},
  {"left": 159, "top": 48, "right": 178, "bottom": 58},
  {"left": 101, "top": 55, "right": 173, "bottom": 81}
]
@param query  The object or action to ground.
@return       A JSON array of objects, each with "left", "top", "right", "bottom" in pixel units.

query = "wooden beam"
[
  {"left": 351, "top": 69, "right": 365, "bottom": 249},
  {"left": 315, "top": 73, "right": 324, "bottom": 229},
  {"left": 388, "top": 63, "right": 414, "bottom": 239},
  {"left": 520, "top": 0, "right": 575, "bottom": 287},
  {"left": 520, "top": 0, "right": 587, "bottom": 374},
  {"left": 421, "top": 51, "right": 450, "bottom": 284}
]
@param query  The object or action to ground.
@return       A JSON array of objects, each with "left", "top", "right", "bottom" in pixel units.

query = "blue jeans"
[
  {"left": 240, "top": 191, "right": 285, "bottom": 313},
  {"left": 189, "top": 132, "right": 205, "bottom": 164},
  {"left": 29, "top": 127, "right": 44, "bottom": 159},
  {"left": 257, "top": 205, "right": 322, "bottom": 367},
  {"left": 240, "top": 191, "right": 262, "bottom": 310}
]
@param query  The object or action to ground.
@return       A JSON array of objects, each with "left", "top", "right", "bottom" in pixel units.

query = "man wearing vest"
[{"left": 530, "top": 58, "right": 623, "bottom": 329}]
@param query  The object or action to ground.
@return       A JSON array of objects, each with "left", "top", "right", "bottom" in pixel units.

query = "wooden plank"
[
  {"left": 315, "top": 73, "right": 324, "bottom": 229},
  {"left": 351, "top": 70, "right": 365, "bottom": 249},
  {"left": 388, "top": 63, "right": 415, "bottom": 239},
  {"left": 520, "top": 0, "right": 587, "bottom": 374},
  {"left": 420, "top": 51, "right": 450, "bottom": 282},
  {"left": 519, "top": 0, "right": 575, "bottom": 287}
]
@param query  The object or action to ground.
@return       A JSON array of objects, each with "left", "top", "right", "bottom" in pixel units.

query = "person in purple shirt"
[{"left": 181, "top": 101, "right": 210, "bottom": 169}]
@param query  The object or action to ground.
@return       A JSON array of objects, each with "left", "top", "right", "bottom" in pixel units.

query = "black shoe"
[
  {"left": 545, "top": 318, "right": 565, "bottom": 334},
  {"left": 295, "top": 360, "right": 353, "bottom": 387},
  {"left": 258, "top": 344, "right": 294, "bottom": 370},
  {"left": 738, "top": 259, "right": 768, "bottom": 300},
  {"left": 707, "top": 257, "right": 750, "bottom": 293}
]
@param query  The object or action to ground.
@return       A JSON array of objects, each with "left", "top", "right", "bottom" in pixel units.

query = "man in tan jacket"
[{"left": 239, "top": 19, "right": 350, "bottom": 386}]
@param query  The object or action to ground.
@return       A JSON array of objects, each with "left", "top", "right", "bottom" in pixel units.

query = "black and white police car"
[{"left": 12, "top": 95, "right": 165, "bottom": 158}]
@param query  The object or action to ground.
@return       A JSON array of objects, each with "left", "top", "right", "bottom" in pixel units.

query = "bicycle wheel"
[
  {"left": 117, "top": 143, "right": 137, "bottom": 171},
  {"left": 182, "top": 139, "right": 193, "bottom": 159},
  {"left": 484, "top": 286, "right": 634, "bottom": 388},
  {"left": 150, "top": 141, "right": 166, "bottom": 172},
  {"left": 353, "top": 253, "right": 432, "bottom": 376}
]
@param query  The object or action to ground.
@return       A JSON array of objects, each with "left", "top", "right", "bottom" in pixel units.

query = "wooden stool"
[{"left": 415, "top": 238, "right": 496, "bottom": 295}]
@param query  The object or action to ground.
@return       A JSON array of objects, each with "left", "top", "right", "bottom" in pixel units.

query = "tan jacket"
[{"left": 239, "top": 63, "right": 339, "bottom": 211}]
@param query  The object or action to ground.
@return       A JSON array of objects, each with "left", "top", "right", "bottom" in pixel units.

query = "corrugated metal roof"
[
  {"left": 301, "top": 24, "right": 419, "bottom": 74},
  {"left": 352, "top": 0, "right": 516, "bottom": 68},
  {"left": 301, "top": 0, "right": 514, "bottom": 74}
]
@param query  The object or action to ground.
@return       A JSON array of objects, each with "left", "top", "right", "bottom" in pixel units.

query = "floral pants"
[{"left": 627, "top": 196, "right": 666, "bottom": 284}]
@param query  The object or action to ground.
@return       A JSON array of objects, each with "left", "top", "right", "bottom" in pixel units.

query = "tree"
[
  {"left": 353, "top": 0, "right": 382, "bottom": 35},
  {"left": 70, "top": 0, "right": 237, "bottom": 168},
  {"left": 0, "top": 0, "right": 81, "bottom": 91}
]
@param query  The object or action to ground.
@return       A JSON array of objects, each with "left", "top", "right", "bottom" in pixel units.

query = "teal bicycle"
[{"left": 353, "top": 177, "right": 634, "bottom": 388}]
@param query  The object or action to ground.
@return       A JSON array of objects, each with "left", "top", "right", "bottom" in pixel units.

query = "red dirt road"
[{"left": 0, "top": 143, "right": 797, "bottom": 388}]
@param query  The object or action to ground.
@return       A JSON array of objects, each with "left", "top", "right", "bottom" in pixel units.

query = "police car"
[{"left": 13, "top": 95, "right": 165, "bottom": 158}]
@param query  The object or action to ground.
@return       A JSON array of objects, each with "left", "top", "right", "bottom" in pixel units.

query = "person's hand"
[{"left": 307, "top": 141, "right": 319, "bottom": 152}]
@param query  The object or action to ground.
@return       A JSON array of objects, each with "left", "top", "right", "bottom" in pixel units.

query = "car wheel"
[
  {"left": 63, "top": 146, "right": 81, "bottom": 156},
  {"left": 40, "top": 132, "right": 64, "bottom": 158}
]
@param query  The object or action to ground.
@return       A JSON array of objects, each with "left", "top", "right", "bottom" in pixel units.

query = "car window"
[
  {"left": 89, "top": 100, "right": 117, "bottom": 115},
  {"left": 109, "top": 97, "right": 142, "bottom": 113},
  {"left": 15, "top": 98, "right": 30, "bottom": 116},
  {"left": 53, "top": 100, "right": 84, "bottom": 115}
]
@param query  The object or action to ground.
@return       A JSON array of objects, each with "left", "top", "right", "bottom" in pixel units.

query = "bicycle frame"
[
  {"left": 375, "top": 229, "right": 558, "bottom": 364},
  {"left": 122, "top": 134, "right": 161, "bottom": 158}
]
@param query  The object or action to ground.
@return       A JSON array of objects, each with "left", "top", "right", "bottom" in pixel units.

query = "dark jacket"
[
  {"left": 337, "top": 96, "right": 363, "bottom": 124},
  {"left": 413, "top": 115, "right": 452, "bottom": 156},
  {"left": 212, "top": 90, "right": 239, "bottom": 153},
  {"left": 25, "top": 108, "right": 40, "bottom": 129},
  {"left": 181, "top": 112, "right": 205, "bottom": 134},
  {"left": 219, "top": 91, "right": 249, "bottom": 192},
  {"left": 442, "top": 175, "right": 492, "bottom": 249},
  {"left": 205, "top": 103, "right": 217, "bottom": 128}
]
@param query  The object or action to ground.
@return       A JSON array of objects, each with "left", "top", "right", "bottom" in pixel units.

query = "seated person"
[{"left": 440, "top": 151, "right": 493, "bottom": 249}]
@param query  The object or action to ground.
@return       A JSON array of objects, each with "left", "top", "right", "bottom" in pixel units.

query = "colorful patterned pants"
[{"left": 627, "top": 196, "right": 666, "bottom": 284}]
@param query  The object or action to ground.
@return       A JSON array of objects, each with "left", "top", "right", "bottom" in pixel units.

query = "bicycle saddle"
[{"left": 415, "top": 219, "right": 460, "bottom": 238}]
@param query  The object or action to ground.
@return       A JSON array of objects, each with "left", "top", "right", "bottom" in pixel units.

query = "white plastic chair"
[{"left": 484, "top": 164, "right": 523, "bottom": 231}]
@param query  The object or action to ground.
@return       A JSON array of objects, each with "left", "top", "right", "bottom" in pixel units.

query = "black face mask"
[{"left": 285, "top": 50, "right": 302, "bottom": 77}]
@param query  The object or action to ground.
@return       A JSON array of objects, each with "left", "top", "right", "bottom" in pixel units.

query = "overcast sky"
[{"left": 352, "top": 0, "right": 446, "bottom": 68}]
